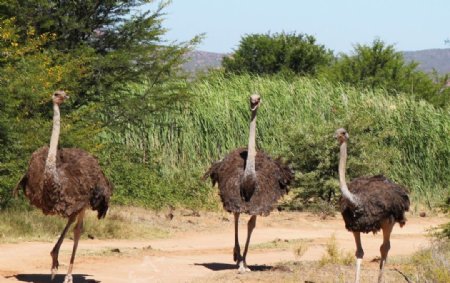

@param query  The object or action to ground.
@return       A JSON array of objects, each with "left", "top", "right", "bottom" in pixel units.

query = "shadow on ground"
[
  {"left": 7, "top": 274, "right": 99, "bottom": 283},
  {"left": 195, "top": 262, "right": 272, "bottom": 271}
]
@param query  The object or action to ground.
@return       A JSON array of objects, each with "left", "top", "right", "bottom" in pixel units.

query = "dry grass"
[
  {"left": 293, "top": 240, "right": 309, "bottom": 259},
  {"left": 399, "top": 239, "right": 450, "bottom": 282},
  {"left": 319, "top": 234, "right": 354, "bottom": 266}
]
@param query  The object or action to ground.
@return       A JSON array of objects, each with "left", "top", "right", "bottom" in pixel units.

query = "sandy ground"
[{"left": 0, "top": 211, "right": 447, "bottom": 283}]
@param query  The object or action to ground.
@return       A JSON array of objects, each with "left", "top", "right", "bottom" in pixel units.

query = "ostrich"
[
  {"left": 15, "top": 90, "right": 113, "bottom": 283},
  {"left": 203, "top": 94, "right": 293, "bottom": 273},
  {"left": 334, "top": 128, "right": 409, "bottom": 283}
]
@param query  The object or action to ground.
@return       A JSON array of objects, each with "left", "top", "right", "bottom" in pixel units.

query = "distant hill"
[
  {"left": 403, "top": 48, "right": 450, "bottom": 74},
  {"left": 183, "top": 49, "right": 450, "bottom": 75},
  {"left": 182, "top": 50, "right": 225, "bottom": 73}
]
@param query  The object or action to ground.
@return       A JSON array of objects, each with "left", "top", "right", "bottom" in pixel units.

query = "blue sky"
[{"left": 145, "top": 0, "right": 449, "bottom": 54}]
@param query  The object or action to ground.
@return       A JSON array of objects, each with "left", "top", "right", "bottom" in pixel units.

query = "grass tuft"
[
  {"left": 319, "top": 234, "right": 354, "bottom": 266},
  {"left": 403, "top": 239, "right": 450, "bottom": 282}
]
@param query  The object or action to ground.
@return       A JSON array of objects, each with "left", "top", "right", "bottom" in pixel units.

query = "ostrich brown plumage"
[
  {"left": 15, "top": 90, "right": 113, "bottom": 283},
  {"left": 334, "top": 128, "right": 409, "bottom": 283},
  {"left": 203, "top": 94, "right": 293, "bottom": 273}
]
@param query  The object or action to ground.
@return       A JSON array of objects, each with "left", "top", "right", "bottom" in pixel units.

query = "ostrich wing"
[
  {"left": 341, "top": 175, "right": 410, "bottom": 233},
  {"left": 203, "top": 148, "right": 293, "bottom": 215}
]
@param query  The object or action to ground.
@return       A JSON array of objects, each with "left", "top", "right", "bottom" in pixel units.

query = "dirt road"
[{"left": 0, "top": 211, "right": 447, "bottom": 283}]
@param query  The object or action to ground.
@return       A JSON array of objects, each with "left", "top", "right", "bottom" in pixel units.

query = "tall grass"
[{"left": 104, "top": 73, "right": 450, "bottom": 208}]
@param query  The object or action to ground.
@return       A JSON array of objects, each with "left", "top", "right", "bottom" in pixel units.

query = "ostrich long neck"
[
  {"left": 244, "top": 110, "right": 257, "bottom": 176},
  {"left": 339, "top": 141, "right": 359, "bottom": 205},
  {"left": 45, "top": 103, "right": 60, "bottom": 177}
]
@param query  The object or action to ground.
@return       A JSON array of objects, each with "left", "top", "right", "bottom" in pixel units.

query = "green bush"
[
  {"left": 323, "top": 39, "right": 448, "bottom": 109},
  {"left": 223, "top": 32, "right": 333, "bottom": 75}
]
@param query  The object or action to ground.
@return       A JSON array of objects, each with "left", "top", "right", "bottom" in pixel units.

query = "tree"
[
  {"left": 222, "top": 32, "right": 333, "bottom": 75},
  {"left": 1, "top": 0, "right": 201, "bottom": 149},
  {"left": 326, "top": 39, "right": 443, "bottom": 105},
  {"left": 1, "top": 0, "right": 200, "bottom": 122}
]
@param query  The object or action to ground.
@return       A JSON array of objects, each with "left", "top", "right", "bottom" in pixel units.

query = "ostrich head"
[
  {"left": 334, "top": 128, "right": 349, "bottom": 144},
  {"left": 52, "top": 90, "right": 69, "bottom": 105},
  {"left": 250, "top": 94, "right": 261, "bottom": 111}
]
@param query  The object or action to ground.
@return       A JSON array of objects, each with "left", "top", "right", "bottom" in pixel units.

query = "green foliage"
[
  {"left": 0, "top": 2, "right": 199, "bottom": 209},
  {"left": 438, "top": 196, "right": 450, "bottom": 239},
  {"left": 326, "top": 39, "right": 415, "bottom": 90},
  {"left": 324, "top": 39, "right": 448, "bottom": 108},
  {"left": 0, "top": 18, "right": 97, "bottom": 207},
  {"left": 426, "top": 71, "right": 450, "bottom": 109},
  {"left": 2, "top": 1, "right": 166, "bottom": 52},
  {"left": 223, "top": 32, "right": 333, "bottom": 75},
  {"left": 102, "top": 73, "right": 449, "bottom": 209},
  {"left": 1, "top": 0, "right": 200, "bottom": 119},
  {"left": 97, "top": 140, "right": 217, "bottom": 210}
]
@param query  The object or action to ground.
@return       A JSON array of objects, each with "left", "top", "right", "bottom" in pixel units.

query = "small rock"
[
  {"left": 111, "top": 248, "right": 121, "bottom": 253},
  {"left": 166, "top": 212, "right": 174, "bottom": 221},
  {"left": 419, "top": 212, "right": 426, "bottom": 217}
]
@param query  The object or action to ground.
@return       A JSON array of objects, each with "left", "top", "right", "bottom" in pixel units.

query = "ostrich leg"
[
  {"left": 64, "top": 209, "right": 85, "bottom": 283},
  {"left": 353, "top": 231, "right": 364, "bottom": 283},
  {"left": 233, "top": 213, "right": 241, "bottom": 262},
  {"left": 51, "top": 214, "right": 77, "bottom": 280},
  {"left": 239, "top": 215, "right": 257, "bottom": 273},
  {"left": 377, "top": 219, "right": 395, "bottom": 283}
]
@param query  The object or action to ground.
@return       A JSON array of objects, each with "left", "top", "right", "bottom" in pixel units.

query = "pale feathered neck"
[
  {"left": 244, "top": 110, "right": 257, "bottom": 176},
  {"left": 339, "top": 141, "right": 359, "bottom": 205},
  {"left": 44, "top": 103, "right": 60, "bottom": 180}
]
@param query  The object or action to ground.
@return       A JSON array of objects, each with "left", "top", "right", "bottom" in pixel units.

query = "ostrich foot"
[
  {"left": 50, "top": 255, "right": 59, "bottom": 280},
  {"left": 63, "top": 274, "right": 73, "bottom": 283},
  {"left": 51, "top": 268, "right": 58, "bottom": 280},
  {"left": 237, "top": 261, "right": 251, "bottom": 273}
]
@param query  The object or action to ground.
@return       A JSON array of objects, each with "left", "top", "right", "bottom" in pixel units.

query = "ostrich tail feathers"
[
  {"left": 90, "top": 186, "right": 109, "bottom": 219},
  {"left": 203, "top": 161, "right": 221, "bottom": 186}
]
